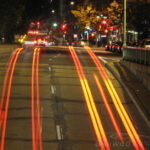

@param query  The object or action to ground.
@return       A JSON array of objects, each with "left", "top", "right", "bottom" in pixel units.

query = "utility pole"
[
  {"left": 60, "top": 0, "right": 63, "bottom": 21},
  {"left": 123, "top": 0, "right": 127, "bottom": 46}
]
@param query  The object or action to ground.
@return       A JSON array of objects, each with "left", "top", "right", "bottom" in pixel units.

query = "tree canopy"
[
  {"left": 105, "top": 0, "right": 123, "bottom": 27},
  {"left": 0, "top": 0, "right": 50, "bottom": 42},
  {"left": 71, "top": 3, "right": 101, "bottom": 32}
]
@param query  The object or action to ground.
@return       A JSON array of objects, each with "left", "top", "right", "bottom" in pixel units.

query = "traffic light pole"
[
  {"left": 60, "top": 0, "right": 63, "bottom": 20},
  {"left": 123, "top": 0, "right": 127, "bottom": 47}
]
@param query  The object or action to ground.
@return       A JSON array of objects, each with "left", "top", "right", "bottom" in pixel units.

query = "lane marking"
[
  {"left": 98, "top": 56, "right": 107, "bottom": 64},
  {"left": 56, "top": 125, "right": 62, "bottom": 140},
  {"left": 51, "top": 85, "right": 55, "bottom": 94},
  {"left": 99, "top": 56, "right": 120, "bottom": 62},
  {"left": 48, "top": 67, "right": 51, "bottom": 72}
]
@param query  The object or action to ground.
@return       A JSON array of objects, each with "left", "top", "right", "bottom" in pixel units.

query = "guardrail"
[{"left": 123, "top": 47, "right": 150, "bottom": 66}]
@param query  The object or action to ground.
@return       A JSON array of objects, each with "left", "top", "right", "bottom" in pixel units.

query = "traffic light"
[
  {"left": 61, "top": 24, "right": 67, "bottom": 30},
  {"left": 64, "top": 31, "right": 67, "bottom": 34},
  {"left": 101, "top": 20, "right": 107, "bottom": 25},
  {"left": 52, "top": 22, "right": 58, "bottom": 28},
  {"left": 104, "top": 29, "right": 108, "bottom": 34},
  {"left": 91, "top": 32, "right": 96, "bottom": 37},
  {"left": 37, "top": 21, "right": 40, "bottom": 26},
  {"left": 99, "top": 25, "right": 102, "bottom": 31}
]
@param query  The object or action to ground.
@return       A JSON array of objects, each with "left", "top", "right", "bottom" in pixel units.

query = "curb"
[{"left": 99, "top": 56, "right": 150, "bottom": 128}]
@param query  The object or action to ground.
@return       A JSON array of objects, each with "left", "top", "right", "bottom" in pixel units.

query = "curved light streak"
[
  {"left": 31, "top": 48, "right": 38, "bottom": 150},
  {"left": 84, "top": 46, "right": 145, "bottom": 150},
  {"left": 93, "top": 72, "right": 123, "bottom": 142},
  {"left": 35, "top": 48, "right": 43, "bottom": 150},
  {"left": 69, "top": 46, "right": 110, "bottom": 150},
  {"left": 0, "top": 49, "right": 18, "bottom": 121},
  {"left": 0, "top": 48, "right": 23, "bottom": 150}
]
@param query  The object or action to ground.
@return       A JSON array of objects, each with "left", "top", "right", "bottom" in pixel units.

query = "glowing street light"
[
  {"left": 51, "top": 10, "right": 55, "bottom": 13},
  {"left": 70, "top": 1, "right": 75, "bottom": 5},
  {"left": 53, "top": 22, "right": 58, "bottom": 28}
]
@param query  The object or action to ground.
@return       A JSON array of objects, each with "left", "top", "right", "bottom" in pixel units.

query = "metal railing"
[{"left": 123, "top": 47, "right": 150, "bottom": 66}]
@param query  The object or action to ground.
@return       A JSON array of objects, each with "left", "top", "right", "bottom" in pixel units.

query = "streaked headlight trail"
[
  {"left": 84, "top": 46, "right": 145, "bottom": 150},
  {"left": 69, "top": 46, "right": 110, "bottom": 150}
]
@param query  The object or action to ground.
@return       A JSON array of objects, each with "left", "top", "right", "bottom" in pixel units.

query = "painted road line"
[
  {"left": 48, "top": 67, "right": 51, "bottom": 72},
  {"left": 98, "top": 56, "right": 107, "bottom": 64},
  {"left": 51, "top": 85, "right": 55, "bottom": 95},
  {"left": 56, "top": 125, "right": 62, "bottom": 140}
]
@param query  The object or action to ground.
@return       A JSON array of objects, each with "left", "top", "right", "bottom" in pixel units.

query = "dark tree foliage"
[
  {"left": 0, "top": 0, "right": 50, "bottom": 43},
  {"left": 127, "top": 0, "right": 150, "bottom": 39}
]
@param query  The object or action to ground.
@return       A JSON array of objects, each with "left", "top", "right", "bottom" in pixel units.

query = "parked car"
[
  {"left": 114, "top": 42, "right": 123, "bottom": 53},
  {"left": 143, "top": 39, "right": 150, "bottom": 48},
  {"left": 110, "top": 42, "right": 116, "bottom": 51},
  {"left": 105, "top": 43, "right": 110, "bottom": 51}
]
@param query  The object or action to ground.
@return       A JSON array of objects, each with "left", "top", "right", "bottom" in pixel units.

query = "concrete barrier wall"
[
  {"left": 123, "top": 47, "right": 150, "bottom": 66},
  {"left": 121, "top": 60, "right": 150, "bottom": 92}
]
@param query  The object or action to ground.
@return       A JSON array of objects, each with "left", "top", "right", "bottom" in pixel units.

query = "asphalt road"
[{"left": 0, "top": 46, "right": 149, "bottom": 150}]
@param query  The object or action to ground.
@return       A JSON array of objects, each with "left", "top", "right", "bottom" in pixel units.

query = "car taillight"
[
  {"left": 34, "top": 40, "right": 37, "bottom": 44},
  {"left": 38, "top": 39, "right": 42, "bottom": 42}
]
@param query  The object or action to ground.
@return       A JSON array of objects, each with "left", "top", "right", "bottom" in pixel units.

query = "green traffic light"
[{"left": 53, "top": 23, "right": 58, "bottom": 27}]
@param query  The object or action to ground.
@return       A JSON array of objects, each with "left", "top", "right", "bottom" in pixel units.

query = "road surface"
[{"left": 0, "top": 46, "right": 149, "bottom": 150}]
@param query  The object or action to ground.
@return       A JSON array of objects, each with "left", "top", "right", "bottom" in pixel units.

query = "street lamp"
[
  {"left": 123, "top": 0, "right": 127, "bottom": 47},
  {"left": 70, "top": 1, "right": 75, "bottom": 6},
  {"left": 51, "top": 10, "right": 55, "bottom": 14}
]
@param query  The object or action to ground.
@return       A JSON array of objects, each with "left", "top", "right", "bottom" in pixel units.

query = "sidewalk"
[{"left": 104, "top": 61, "right": 150, "bottom": 127}]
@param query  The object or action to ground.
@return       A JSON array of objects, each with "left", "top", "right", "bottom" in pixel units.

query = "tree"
[
  {"left": 105, "top": 0, "right": 123, "bottom": 28},
  {"left": 0, "top": 0, "right": 51, "bottom": 43},
  {"left": 71, "top": 2, "right": 101, "bottom": 32},
  {"left": 127, "top": 0, "right": 150, "bottom": 39}
]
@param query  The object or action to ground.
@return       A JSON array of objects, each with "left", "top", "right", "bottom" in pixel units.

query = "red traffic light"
[
  {"left": 102, "top": 20, "right": 107, "bottom": 25},
  {"left": 37, "top": 21, "right": 40, "bottom": 25},
  {"left": 61, "top": 24, "right": 67, "bottom": 30}
]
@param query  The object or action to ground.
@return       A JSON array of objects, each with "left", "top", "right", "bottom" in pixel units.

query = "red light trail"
[
  {"left": 93, "top": 72, "right": 123, "bottom": 142},
  {"left": 35, "top": 48, "right": 43, "bottom": 150},
  {"left": 84, "top": 46, "right": 145, "bottom": 150},
  {"left": 0, "top": 49, "right": 18, "bottom": 121},
  {"left": 69, "top": 46, "right": 110, "bottom": 150},
  {"left": 31, "top": 48, "right": 43, "bottom": 150},
  {"left": 0, "top": 48, "right": 23, "bottom": 150}
]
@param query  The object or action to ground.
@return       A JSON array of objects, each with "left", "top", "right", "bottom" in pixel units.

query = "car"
[
  {"left": 105, "top": 41, "right": 113, "bottom": 51},
  {"left": 79, "top": 40, "right": 88, "bottom": 46},
  {"left": 114, "top": 42, "right": 123, "bottom": 53},
  {"left": 105, "top": 43, "right": 110, "bottom": 51},
  {"left": 143, "top": 39, "right": 150, "bottom": 48},
  {"left": 109, "top": 42, "right": 115, "bottom": 51},
  {"left": 34, "top": 36, "right": 47, "bottom": 47},
  {"left": 111, "top": 42, "right": 117, "bottom": 52}
]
